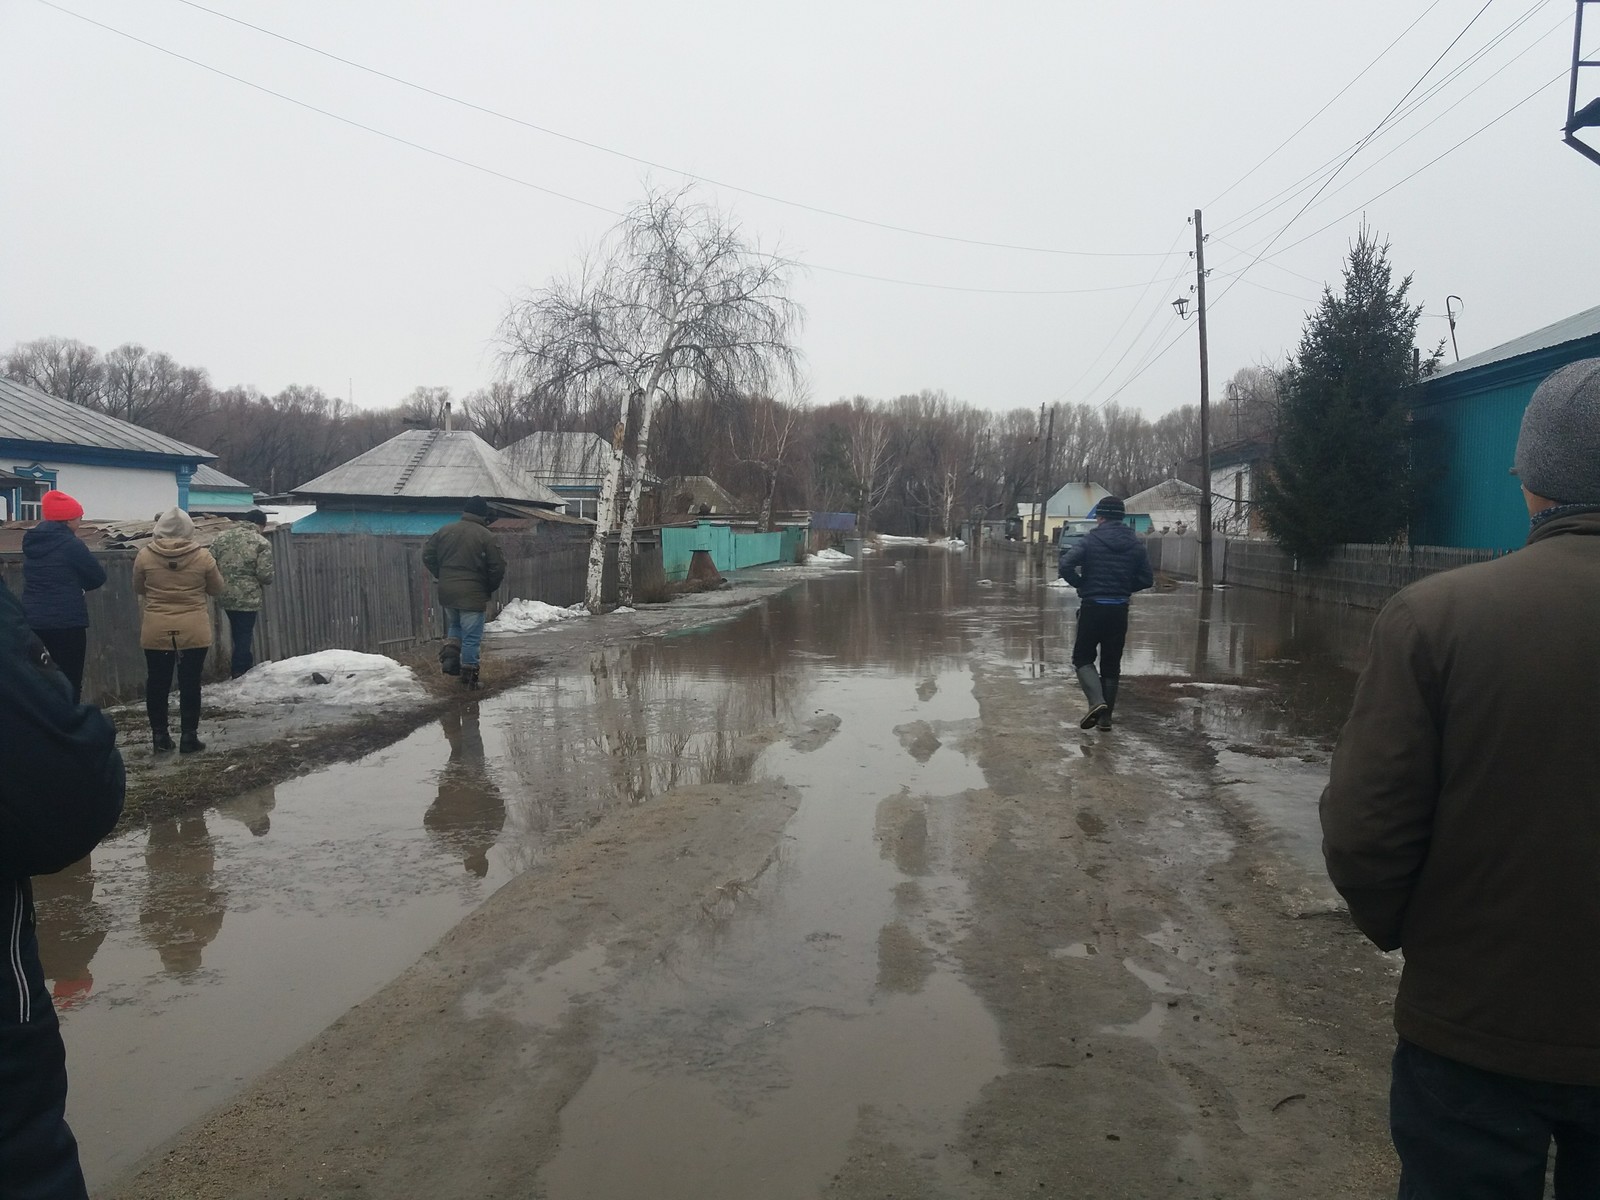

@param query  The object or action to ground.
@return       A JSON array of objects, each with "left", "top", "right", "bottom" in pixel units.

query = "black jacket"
[
  {"left": 1060, "top": 521, "right": 1154, "bottom": 600},
  {"left": 21, "top": 522, "right": 106, "bottom": 631},
  {"left": 0, "top": 576, "right": 123, "bottom": 1197}
]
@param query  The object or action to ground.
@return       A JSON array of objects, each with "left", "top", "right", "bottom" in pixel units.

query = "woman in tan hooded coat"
[{"left": 133, "top": 508, "right": 223, "bottom": 753}]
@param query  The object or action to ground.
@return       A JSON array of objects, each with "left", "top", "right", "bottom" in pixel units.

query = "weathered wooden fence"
[
  {"left": 0, "top": 528, "right": 665, "bottom": 705},
  {"left": 1146, "top": 535, "right": 1504, "bottom": 609}
]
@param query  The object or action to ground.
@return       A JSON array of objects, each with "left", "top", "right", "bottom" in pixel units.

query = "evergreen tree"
[{"left": 1258, "top": 226, "right": 1429, "bottom": 561}]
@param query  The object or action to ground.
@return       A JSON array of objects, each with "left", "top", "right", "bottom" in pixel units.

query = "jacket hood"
[
  {"left": 1528, "top": 508, "right": 1600, "bottom": 545},
  {"left": 147, "top": 537, "right": 201, "bottom": 561},
  {"left": 152, "top": 507, "right": 195, "bottom": 540},
  {"left": 1088, "top": 521, "right": 1141, "bottom": 550},
  {"left": 22, "top": 521, "right": 80, "bottom": 560}
]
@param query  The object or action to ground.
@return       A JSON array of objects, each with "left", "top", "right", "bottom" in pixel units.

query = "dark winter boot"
[
  {"left": 147, "top": 687, "right": 172, "bottom": 751},
  {"left": 179, "top": 731, "right": 206, "bottom": 754},
  {"left": 461, "top": 663, "right": 481, "bottom": 690},
  {"left": 439, "top": 639, "right": 462, "bottom": 677},
  {"left": 1098, "top": 679, "right": 1118, "bottom": 731},
  {"left": 1076, "top": 665, "right": 1108, "bottom": 729},
  {"left": 152, "top": 729, "right": 176, "bottom": 753}
]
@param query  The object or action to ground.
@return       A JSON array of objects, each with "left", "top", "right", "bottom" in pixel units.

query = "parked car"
[{"left": 1058, "top": 520, "right": 1095, "bottom": 554}]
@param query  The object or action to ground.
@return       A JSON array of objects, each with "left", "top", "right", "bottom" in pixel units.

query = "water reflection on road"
[{"left": 35, "top": 543, "right": 1377, "bottom": 1188}]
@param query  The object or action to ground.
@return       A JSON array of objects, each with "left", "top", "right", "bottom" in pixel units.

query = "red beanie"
[{"left": 41, "top": 490, "right": 84, "bottom": 522}]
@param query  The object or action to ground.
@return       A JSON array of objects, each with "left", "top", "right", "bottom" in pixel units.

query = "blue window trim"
[
  {"left": 8, "top": 463, "right": 58, "bottom": 521},
  {"left": 0, "top": 438, "right": 210, "bottom": 474}
]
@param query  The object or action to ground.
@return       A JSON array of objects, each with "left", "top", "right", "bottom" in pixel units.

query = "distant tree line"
[{"left": 3, "top": 334, "right": 1206, "bottom": 536}]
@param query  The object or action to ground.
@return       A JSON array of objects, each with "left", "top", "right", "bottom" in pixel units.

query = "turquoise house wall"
[
  {"left": 1412, "top": 382, "right": 1533, "bottom": 551},
  {"left": 660, "top": 522, "right": 801, "bottom": 581}
]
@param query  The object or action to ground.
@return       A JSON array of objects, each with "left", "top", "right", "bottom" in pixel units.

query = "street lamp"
[{"left": 1171, "top": 295, "right": 1191, "bottom": 320}]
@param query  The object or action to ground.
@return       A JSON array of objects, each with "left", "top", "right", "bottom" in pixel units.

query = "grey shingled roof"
[
  {"left": 0, "top": 378, "right": 214, "bottom": 460},
  {"left": 292, "top": 429, "right": 564, "bottom": 507},
  {"left": 501, "top": 431, "right": 613, "bottom": 487},
  {"left": 1428, "top": 303, "right": 1600, "bottom": 382},
  {"left": 191, "top": 464, "right": 254, "bottom": 491}
]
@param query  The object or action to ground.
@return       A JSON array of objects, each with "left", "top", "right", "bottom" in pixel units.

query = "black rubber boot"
[
  {"left": 439, "top": 639, "right": 462, "bottom": 677},
  {"left": 152, "top": 729, "right": 176, "bottom": 752},
  {"left": 1098, "top": 680, "right": 1118, "bottom": 731},
  {"left": 1075, "top": 665, "right": 1108, "bottom": 729},
  {"left": 179, "top": 731, "right": 206, "bottom": 754},
  {"left": 461, "top": 664, "right": 481, "bottom": 690}
]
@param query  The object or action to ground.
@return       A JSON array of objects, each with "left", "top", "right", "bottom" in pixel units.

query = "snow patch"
[
  {"left": 808, "top": 548, "right": 853, "bottom": 563},
  {"left": 1170, "top": 682, "right": 1269, "bottom": 693},
  {"left": 612, "top": 605, "right": 636, "bottom": 614},
  {"left": 931, "top": 537, "right": 967, "bottom": 551},
  {"left": 212, "top": 650, "right": 425, "bottom": 708},
  {"left": 489, "top": 598, "right": 590, "bottom": 632},
  {"left": 875, "top": 534, "right": 929, "bottom": 545}
]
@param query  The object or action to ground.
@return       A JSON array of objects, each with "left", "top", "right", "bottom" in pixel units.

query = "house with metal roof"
[
  {"left": 1020, "top": 481, "right": 1112, "bottom": 543},
  {"left": 0, "top": 378, "right": 215, "bottom": 521},
  {"left": 1124, "top": 478, "right": 1203, "bottom": 534},
  {"left": 186, "top": 464, "right": 259, "bottom": 515},
  {"left": 1411, "top": 303, "right": 1600, "bottom": 551},
  {"left": 501, "top": 431, "right": 614, "bottom": 522},
  {"left": 661, "top": 475, "right": 742, "bottom": 516},
  {"left": 290, "top": 428, "right": 570, "bottom": 534}
]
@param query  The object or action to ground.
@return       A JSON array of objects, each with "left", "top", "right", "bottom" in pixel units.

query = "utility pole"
[
  {"left": 1032, "top": 402, "right": 1046, "bottom": 566},
  {"left": 1194, "top": 209, "right": 1214, "bottom": 593}
]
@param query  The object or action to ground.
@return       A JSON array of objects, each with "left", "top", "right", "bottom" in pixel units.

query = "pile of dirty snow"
[
  {"left": 211, "top": 650, "right": 426, "bottom": 708},
  {"left": 488, "top": 598, "right": 590, "bottom": 633},
  {"left": 808, "top": 548, "right": 853, "bottom": 563},
  {"left": 875, "top": 534, "right": 929, "bottom": 546},
  {"left": 930, "top": 537, "right": 967, "bottom": 551}
]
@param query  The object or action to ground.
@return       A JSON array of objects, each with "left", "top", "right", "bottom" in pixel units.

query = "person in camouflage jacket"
[{"left": 210, "top": 511, "right": 274, "bottom": 679}]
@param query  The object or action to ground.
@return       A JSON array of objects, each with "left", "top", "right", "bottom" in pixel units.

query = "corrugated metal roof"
[
  {"left": 292, "top": 429, "right": 564, "bottom": 507},
  {"left": 191, "top": 464, "right": 253, "bottom": 490},
  {"left": 1124, "top": 478, "right": 1201, "bottom": 512},
  {"left": 1428, "top": 303, "right": 1600, "bottom": 382},
  {"left": 662, "top": 475, "right": 741, "bottom": 513},
  {"left": 0, "top": 378, "right": 214, "bottom": 460},
  {"left": 502, "top": 431, "right": 613, "bottom": 487}
]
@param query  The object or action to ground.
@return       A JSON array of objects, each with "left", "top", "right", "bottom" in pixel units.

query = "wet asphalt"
[{"left": 34, "top": 543, "right": 1376, "bottom": 1190}]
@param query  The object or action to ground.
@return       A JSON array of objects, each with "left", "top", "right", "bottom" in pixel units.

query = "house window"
[
  {"left": 12, "top": 466, "right": 58, "bottom": 521},
  {"left": 1233, "top": 471, "right": 1244, "bottom": 507},
  {"left": 571, "top": 498, "right": 599, "bottom": 521}
]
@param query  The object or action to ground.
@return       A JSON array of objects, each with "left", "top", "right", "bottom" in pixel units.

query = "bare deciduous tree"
[
  {"left": 499, "top": 185, "right": 803, "bottom": 609},
  {"left": 3, "top": 336, "right": 104, "bottom": 407},
  {"left": 729, "top": 392, "right": 803, "bottom": 531}
]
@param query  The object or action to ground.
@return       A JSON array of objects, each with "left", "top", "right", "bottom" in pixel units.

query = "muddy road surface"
[{"left": 50, "top": 547, "right": 1403, "bottom": 1197}]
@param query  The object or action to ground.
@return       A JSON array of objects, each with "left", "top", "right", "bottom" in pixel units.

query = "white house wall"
[
  {"left": 10, "top": 459, "right": 181, "bottom": 520},
  {"left": 1210, "top": 464, "right": 1253, "bottom": 536}
]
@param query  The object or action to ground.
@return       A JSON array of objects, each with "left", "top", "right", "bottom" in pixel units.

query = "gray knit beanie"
[{"left": 1515, "top": 358, "right": 1600, "bottom": 504}]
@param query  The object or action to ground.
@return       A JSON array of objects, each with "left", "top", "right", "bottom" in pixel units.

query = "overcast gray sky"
[{"left": 3, "top": 0, "right": 1595, "bottom": 419}]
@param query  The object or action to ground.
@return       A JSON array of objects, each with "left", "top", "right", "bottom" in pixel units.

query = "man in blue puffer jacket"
[
  {"left": 21, "top": 491, "right": 106, "bottom": 704},
  {"left": 1059, "top": 496, "right": 1153, "bottom": 731},
  {"left": 0, "top": 576, "right": 124, "bottom": 1199}
]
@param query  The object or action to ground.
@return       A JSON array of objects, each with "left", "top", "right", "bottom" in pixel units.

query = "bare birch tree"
[
  {"left": 499, "top": 185, "right": 802, "bottom": 610},
  {"left": 729, "top": 392, "right": 803, "bottom": 532},
  {"left": 843, "top": 396, "right": 897, "bottom": 537}
]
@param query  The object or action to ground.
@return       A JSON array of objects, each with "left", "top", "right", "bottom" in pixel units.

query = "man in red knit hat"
[{"left": 21, "top": 491, "right": 106, "bottom": 704}]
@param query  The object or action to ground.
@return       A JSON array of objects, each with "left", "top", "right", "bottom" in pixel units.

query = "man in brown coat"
[{"left": 1321, "top": 358, "right": 1600, "bottom": 1197}]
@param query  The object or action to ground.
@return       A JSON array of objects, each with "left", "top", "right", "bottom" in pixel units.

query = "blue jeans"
[
  {"left": 445, "top": 608, "right": 486, "bottom": 667},
  {"left": 1392, "top": 1038, "right": 1600, "bottom": 1198}
]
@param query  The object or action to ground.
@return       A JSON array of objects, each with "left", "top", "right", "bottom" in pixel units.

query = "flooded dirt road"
[{"left": 68, "top": 546, "right": 1403, "bottom": 1198}]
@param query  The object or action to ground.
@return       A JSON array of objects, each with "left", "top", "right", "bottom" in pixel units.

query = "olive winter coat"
[
  {"left": 422, "top": 513, "right": 506, "bottom": 612},
  {"left": 211, "top": 524, "right": 275, "bottom": 612}
]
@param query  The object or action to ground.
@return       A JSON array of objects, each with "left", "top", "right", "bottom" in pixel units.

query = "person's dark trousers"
[
  {"left": 145, "top": 648, "right": 207, "bottom": 737},
  {"left": 0, "top": 879, "right": 90, "bottom": 1200},
  {"left": 34, "top": 628, "right": 87, "bottom": 705},
  {"left": 1391, "top": 1038, "right": 1600, "bottom": 1198},
  {"left": 1072, "top": 602, "right": 1130, "bottom": 685},
  {"left": 225, "top": 610, "right": 258, "bottom": 678}
]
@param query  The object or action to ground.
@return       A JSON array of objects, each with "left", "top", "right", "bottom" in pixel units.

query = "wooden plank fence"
[
  {"left": 0, "top": 529, "right": 665, "bottom": 706},
  {"left": 1146, "top": 535, "right": 1504, "bottom": 609}
]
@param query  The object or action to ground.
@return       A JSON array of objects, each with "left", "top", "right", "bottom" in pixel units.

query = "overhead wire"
[
  {"left": 1212, "top": 0, "right": 1554, "bottom": 242},
  {"left": 32, "top": 0, "right": 1176, "bottom": 298},
  {"left": 160, "top": 0, "right": 1175, "bottom": 260},
  {"left": 1203, "top": 0, "right": 1450, "bottom": 210},
  {"left": 1207, "top": 0, "right": 1497, "bottom": 311}
]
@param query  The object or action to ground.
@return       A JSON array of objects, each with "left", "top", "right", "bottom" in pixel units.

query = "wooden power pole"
[{"left": 1194, "top": 209, "right": 1214, "bottom": 592}]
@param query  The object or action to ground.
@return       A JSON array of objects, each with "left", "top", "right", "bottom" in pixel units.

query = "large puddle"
[{"left": 37, "top": 544, "right": 1376, "bottom": 1189}]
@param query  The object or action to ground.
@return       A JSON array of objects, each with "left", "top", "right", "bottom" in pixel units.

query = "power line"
[
  {"left": 1210, "top": 0, "right": 1497, "bottom": 309},
  {"left": 33, "top": 0, "right": 1172, "bottom": 298},
  {"left": 162, "top": 0, "right": 1175, "bottom": 261},
  {"left": 1204, "top": 0, "right": 1450, "bottom": 209},
  {"left": 1213, "top": 0, "right": 1554, "bottom": 242}
]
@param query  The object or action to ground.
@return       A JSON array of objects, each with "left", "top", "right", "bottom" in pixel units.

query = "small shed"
[
  {"left": 1412, "top": 304, "right": 1600, "bottom": 550},
  {"left": 291, "top": 429, "right": 568, "bottom": 534},
  {"left": 0, "top": 378, "right": 215, "bottom": 519},
  {"left": 186, "top": 465, "right": 258, "bottom": 515}
]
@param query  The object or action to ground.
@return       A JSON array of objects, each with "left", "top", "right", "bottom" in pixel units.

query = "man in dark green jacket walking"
[
  {"left": 422, "top": 497, "right": 506, "bottom": 690},
  {"left": 1321, "top": 358, "right": 1600, "bottom": 1197}
]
